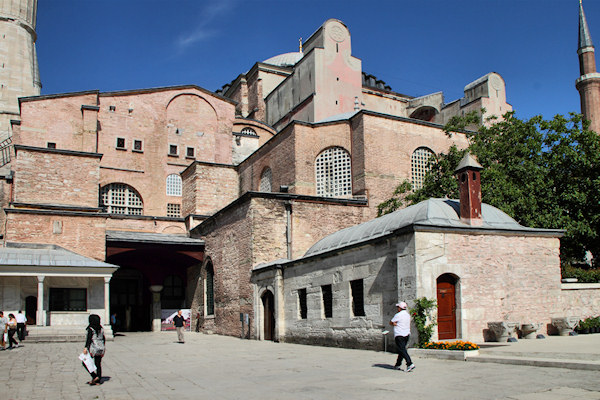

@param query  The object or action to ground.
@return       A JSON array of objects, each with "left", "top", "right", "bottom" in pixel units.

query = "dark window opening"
[
  {"left": 298, "top": 288, "right": 307, "bottom": 319},
  {"left": 186, "top": 147, "right": 195, "bottom": 158},
  {"left": 162, "top": 275, "right": 184, "bottom": 309},
  {"left": 169, "top": 144, "right": 178, "bottom": 156},
  {"left": 116, "top": 137, "right": 126, "bottom": 149},
  {"left": 350, "top": 279, "right": 365, "bottom": 317},
  {"left": 206, "top": 263, "right": 214, "bottom": 316},
  {"left": 133, "top": 139, "right": 143, "bottom": 152},
  {"left": 49, "top": 288, "right": 87, "bottom": 311},
  {"left": 322, "top": 284, "right": 332, "bottom": 318},
  {"left": 47, "top": 142, "right": 56, "bottom": 149}
]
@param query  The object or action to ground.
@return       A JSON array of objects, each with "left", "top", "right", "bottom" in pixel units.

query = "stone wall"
[
  {"left": 279, "top": 239, "right": 401, "bottom": 350},
  {"left": 559, "top": 284, "right": 600, "bottom": 318},
  {"left": 181, "top": 162, "right": 238, "bottom": 217},
  {"left": 416, "top": 231, "right": 562, "bottom": 342}
]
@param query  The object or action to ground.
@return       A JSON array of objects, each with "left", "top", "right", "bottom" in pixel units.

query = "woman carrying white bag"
[{"left": 81, "top": 314, "right": 105, "bottom": 385}]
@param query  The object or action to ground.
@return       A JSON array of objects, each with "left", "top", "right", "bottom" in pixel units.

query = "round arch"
[
  {"left": 409, "top": 106, "right": 438, "bottom": 122},
  {"left": 436, "top": 273, "right": 460, "bottom": 340}
]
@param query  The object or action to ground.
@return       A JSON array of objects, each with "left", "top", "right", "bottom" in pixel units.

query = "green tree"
[{"left": 379, "top": 111, "right": 600, "bottom": 265}]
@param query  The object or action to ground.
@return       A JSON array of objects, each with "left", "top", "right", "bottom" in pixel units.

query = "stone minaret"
[
  {"left": 576, "top": 0, "right": 600, "bottom": 134},
  {"left": 0, "top": 0, "right": 41, "bottom": 140}
]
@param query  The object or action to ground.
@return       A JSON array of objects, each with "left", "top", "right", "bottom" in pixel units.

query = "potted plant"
[{"left": 577, "top": 319, "right": 589, "bottom": 334}]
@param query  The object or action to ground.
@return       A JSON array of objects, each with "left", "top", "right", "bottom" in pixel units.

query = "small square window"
[
  {"left": 133, "top": 139, "right": 143, "bottom": 152},
  {"left": 169, "top": 144, "right": 178, "bottom": 156},
  {"left": 186, "top": 147, "right": 195, "bottom": 158},
  {"left": 167, "top": 203, "right": 181, "bottom": 218},
  {"left": 47, "top": 142, "right": 56, "bottom": 149},
  {"left": 109, "top": 105, "right": 116, "bottom": 112},
  {"left": 116, "top": 138, "right": 126, "bottom": 149}
]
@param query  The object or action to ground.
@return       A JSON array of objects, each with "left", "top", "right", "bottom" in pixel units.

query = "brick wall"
[
  {"left": 5, "top": 211, "right": 107, "bottom": 260},
  {"left": 181, "top": 162, "right": 238, "bottom": 217},
  {"left": 14, "top": 147, "right": 100, "bottom": 208}
]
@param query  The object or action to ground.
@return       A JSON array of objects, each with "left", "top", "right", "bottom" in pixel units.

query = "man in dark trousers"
[
  {"left": 173, "top": 310, "right": 185, "bottom": 343},
  {"left": 389, "top": 302, "right": 415, "bottom": 372},
  {"left": 16, "top": 310, "right": 26, "bottom": 341}
]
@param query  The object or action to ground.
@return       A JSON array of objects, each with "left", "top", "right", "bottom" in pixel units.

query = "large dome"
[{"left": 262, "top": 52, "right": 303, "bottom": 67}]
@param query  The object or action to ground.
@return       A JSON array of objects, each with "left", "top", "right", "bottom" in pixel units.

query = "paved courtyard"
[{"left": 1, "top": 332, "right": 600, "bottom": 400}]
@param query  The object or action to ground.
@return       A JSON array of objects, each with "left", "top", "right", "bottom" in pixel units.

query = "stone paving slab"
[{"left": 0, "top": 332, "right": 599, "bottom": 400}]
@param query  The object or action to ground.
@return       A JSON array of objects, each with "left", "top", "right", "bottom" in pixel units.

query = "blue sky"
[{"left": 35, "top": 0, "right": 599, "bottom": 122}]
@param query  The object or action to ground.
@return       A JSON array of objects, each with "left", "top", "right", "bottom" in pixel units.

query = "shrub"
[
  {"left": 561, "top": 265, "right": 600, "bottom": 283},
  {"left": 410, "top": 297, "right": 437, "bottom": 348}
]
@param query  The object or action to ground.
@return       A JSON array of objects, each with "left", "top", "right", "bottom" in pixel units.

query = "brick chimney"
[{"left": 454, "top": 153, "right": 483, "bottom": 225}]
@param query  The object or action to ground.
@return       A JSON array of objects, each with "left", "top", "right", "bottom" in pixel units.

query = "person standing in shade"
[
  {"left": 389, "top": 302, "right": 415, "bottom": 372},
  {"left": 173, "top": 310, "right": 185, "bottom": 343},
  {"left": 16, "top": 310, "right": 26, "bottom": 341},
  {"left": 83, "top": 314, "right": 105, "bottom": 385},
  {"left": 0, "top": 311, "right": 8, "bottom": 350}
]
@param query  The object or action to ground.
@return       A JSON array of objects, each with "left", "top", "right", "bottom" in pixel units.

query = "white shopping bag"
[{"left": 79, "top": 352, "right": 97, "bottom": 373}]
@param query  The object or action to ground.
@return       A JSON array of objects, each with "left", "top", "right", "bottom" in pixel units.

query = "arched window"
[
  {"left": 100, "top": 183, "right": 143, "bottom": 215},
  {"left": 205, "top": 262, "right": 214, "bottom": 316},
  {"left": 166, "top": 174, "right": 182, "bottom": 196},
  {"left": 162, "top": 275, "right": 185, "bottom": 309},
  {"left": 241, "top": 127, "right": 257, "bottom": 136},
  {"left": 259, "top": 168, "right": 272, "bottom": 192},
  {"left": 411, "top": 147, "right": 435, "bottom": 190},
  {"left": 315, "top": 147, "right": 352, "bottom": 197}
]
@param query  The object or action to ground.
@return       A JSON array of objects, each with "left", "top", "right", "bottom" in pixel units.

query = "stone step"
[
  {"left": 466, "top": 354, "right": 600, "bottom": 371},
  {"left": 24, "top": 325, "right": 114, "bottom": 342},
  {"left": 478, "top": 350, "right": 599, "bottom": 361}
]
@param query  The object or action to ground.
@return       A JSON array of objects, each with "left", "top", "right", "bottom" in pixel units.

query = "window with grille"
[
  {"left": 350, "top": 279, "right": 365, "bottom": 317},
  {"left": 298, "top": 288, "right": 307, "bottom": 319},
  {"left": 133, "top": 139, "right": 143, "bottom": 152},
  {"left": 411, "top": 147, "right": 435, "bottom": 191},
  {"left": 162, "top": 275, "right": 185, "bottom": 309},
  {"left": 166, "top": 174, "right": 182, "bottom": 196},
  {"left": 259, "top": 168, "right": 272, "bottom": 192},
  {"left": 116, "top": 137, "right": 126, "bottom": 149},
  {"left": 241, "top": 127, "right": 257, "bottom": 136},
  {"left": 169, "top": 144, "right": 178, "bottom": 156},
  {"left": 47, "top": 142, "right": 56, "bottom": 149},
  {"left": 315, "top": 147, "right": 352, "bottom": 197},
  {"left": 322, "top": 284, "right": 333, "bottom": 318},
  {"left": 167, "top": 203, "right": 181, "bottom": 217},
  {"left": 100, "top": 183, "right": 143, "bottom": 215},
  {"left": 49, "top": 288, "right": 87, "bottom": 311},
  {"left": 186, "top": 147, "right": 195, "bottom": 158},
  {"left": 206, "top": 262, "right": 214, "bottom": 316}
]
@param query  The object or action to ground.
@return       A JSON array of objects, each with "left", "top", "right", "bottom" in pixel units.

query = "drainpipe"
[{"left": 284, "top": 200, "right": 292, "bottom": 259}]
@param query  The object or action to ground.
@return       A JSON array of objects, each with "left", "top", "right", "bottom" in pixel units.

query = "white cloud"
[{"left": 175, "top": 0, "right": 234, "bottom": 53}]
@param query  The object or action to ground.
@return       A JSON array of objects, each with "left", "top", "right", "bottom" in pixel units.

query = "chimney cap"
[{"left": 455, "top": 152, "right": 483, "bottom": 174}]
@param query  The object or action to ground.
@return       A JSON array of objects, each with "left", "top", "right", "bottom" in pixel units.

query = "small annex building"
[{"left": 251, "top": 155, "right": 598, "bottom": 348}]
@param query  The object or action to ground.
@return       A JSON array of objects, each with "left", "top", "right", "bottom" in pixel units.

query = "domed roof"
[
  {"left": 262, "top": 52, "right": 303, "bottom": 67},
  {"left": 304, "top": 199, "right": 560, "bottom": 258}
]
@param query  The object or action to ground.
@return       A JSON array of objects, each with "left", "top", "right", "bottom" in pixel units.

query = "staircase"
[{"left": 24, "top": 325, "right": 114, "bottom": 343}]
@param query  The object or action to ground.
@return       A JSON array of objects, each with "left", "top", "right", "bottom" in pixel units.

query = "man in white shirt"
[
  {"left": 389, "top": 302, "right": 415, "bottom": 372},
  {"left": 15, "top": 310, "right": 26, "bottom": 341}
]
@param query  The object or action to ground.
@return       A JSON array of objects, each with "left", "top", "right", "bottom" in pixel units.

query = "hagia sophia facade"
[{"left": 0, "top": 0, "right": 598, "bottom": 346}]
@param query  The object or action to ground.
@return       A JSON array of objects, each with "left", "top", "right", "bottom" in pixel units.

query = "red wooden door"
[
  {"left": 262, "top": 291, "right": 275, "bottom": 341},
  {"left": 436, "top": 275, "right": 456, "bottom": 339}
]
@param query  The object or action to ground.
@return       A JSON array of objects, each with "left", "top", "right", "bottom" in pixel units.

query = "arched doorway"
[
  {"left": 261, "top": 290, "right": 275, "bottom": 341},
  {"left": 436, "top": 274, "right": 458, "bottom": 339}
]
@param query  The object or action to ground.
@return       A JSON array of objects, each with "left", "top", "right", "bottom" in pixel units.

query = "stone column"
[
  {"left": 149, "top": 285, "right": 163, "bottom": 332},
  {"left": 104, "top": 277, "right": 111, "bottom": 324},
  {"left": 36, "top": 275, "right": 45, "bottom": 326}
]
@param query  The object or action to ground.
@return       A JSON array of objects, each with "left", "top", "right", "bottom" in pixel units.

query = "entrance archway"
[
  {"left": 261, "top": 290, "right": 275, "bottom": 341},
  {"left": 436, "top": 274, "right": 458, "bottom": 339}
]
